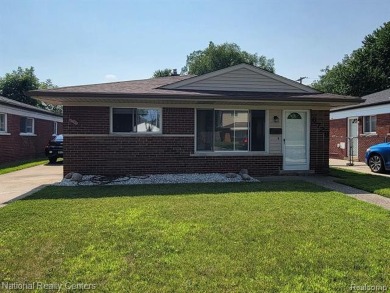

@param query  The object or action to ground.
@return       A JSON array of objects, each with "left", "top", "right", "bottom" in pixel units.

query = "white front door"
[
  {"left": 283, "top": 110, "right": 310, "bottom": 170},
  {"left": 347, "top": 117, "right": 358, "bottom": 159}
]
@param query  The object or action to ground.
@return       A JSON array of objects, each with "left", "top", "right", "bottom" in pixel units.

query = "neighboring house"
[
  {"left": 28, "top": 64, "right": 361, "bottom": 177},
  {"left": 0, "top": 96, "right": 63, "bottom": 164},
  {"left": 330, "top": 88, "right": 390, "bottom": 162}
]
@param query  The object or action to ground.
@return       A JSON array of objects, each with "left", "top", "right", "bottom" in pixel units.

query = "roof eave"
[
  {"left": 331, "top": 100, "right": 390, "bottom": 112},
  {"left": 28, "top": 91, "right": 361, "bottom": 107},
  {"left": 0, "top": 99, "right": 63, "bottom": 117}
]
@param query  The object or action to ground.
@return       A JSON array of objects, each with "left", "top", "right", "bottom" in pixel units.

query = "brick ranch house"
[
  {"left": 330, "top": 88, "right": 390, "bottom": 162},
  {"left": 0, "top": 95, "right": 63, "bottom": 164},
  {"left": 28, "top": 64, "right": 361, "bottom": 177}
]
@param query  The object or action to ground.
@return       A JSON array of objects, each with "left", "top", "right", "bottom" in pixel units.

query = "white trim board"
[
  {"left": 330, "top": 104, "right": 390, "bottom": 119},
  {"left": 0, "top": 105, "right": 63, "bottom": 122},
  {"left": 63, "top": 101, "right": 331, "bottom": 110}
]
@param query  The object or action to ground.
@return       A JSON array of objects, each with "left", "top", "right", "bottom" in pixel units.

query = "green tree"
[
  {"left": 182, "top": 42, "right": 275, "bottom": 75},
  {"left": 153, "top": 68, "right": 173, "bottom": 78},
  {"left": 312, "top": 22, "right": 390, "bottom": 96},
  {"left": 0, "top": 67, "right": 61, "bottom": 113},
  {"left": 0, "top": 67, "right": 40, "bottom": 106}
]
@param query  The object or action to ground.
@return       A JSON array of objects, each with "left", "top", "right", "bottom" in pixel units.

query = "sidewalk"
[
  {"left": 304, "top": 176, "right": 390, "bottom": 210},
  {"left": 0, "top": 164, "right": 63, "bottom": 207},
  {"left": 326, "top": 158, "right": 390, "bottom": 209},
  {"left": 260, "top": 174, "right": 390, "bottom": 211}
]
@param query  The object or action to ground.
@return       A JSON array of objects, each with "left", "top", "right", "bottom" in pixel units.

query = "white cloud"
[{"left": 104, "top": 74, "right": 117, "bottom": 82}]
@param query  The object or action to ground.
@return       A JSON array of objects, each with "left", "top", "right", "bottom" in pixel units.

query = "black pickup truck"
[{"left": 45, "top": 134, "right": 63, "bottom": 163}]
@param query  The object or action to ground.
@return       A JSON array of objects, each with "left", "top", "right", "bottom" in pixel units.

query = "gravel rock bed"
[{"left": 57, "top": 173, "right": 258, "bottom": 186}]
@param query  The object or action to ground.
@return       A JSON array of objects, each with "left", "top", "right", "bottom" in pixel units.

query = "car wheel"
[
  {"left": 368, "top": 154, "right": 384, "bottom": 173},
  {"left": 49, "top": 157, "right": 57, "bottom": 164}
]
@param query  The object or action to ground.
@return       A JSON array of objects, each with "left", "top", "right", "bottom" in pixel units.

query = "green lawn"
[
  {"left": 0, "top": 182, "right": 389, "bottom": 292},
  {"left": 330, "top": 168, "right": 390, "bottom": 198},
  {"left": 0, "top": 158, "right": 50, "bottom": 175}
]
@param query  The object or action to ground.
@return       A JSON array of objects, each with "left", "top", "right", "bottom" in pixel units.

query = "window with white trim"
[
  {"left": 53, "top": 121, "right": 58, "bottom": 135},
  {"left": 112, "top": 108, "right": 161, "bottom": 133},
  {"left": 0, "top": 113, "right": 6, "bottom": 132},
  {"left": 363, "top": 115, "right": 376, "bottom": 133},
  {"left": 196, "top": 109, "right": 265, "bottom": 152},
  {"left": 20, "top": 117, "right": 34, "bottom": 134}
]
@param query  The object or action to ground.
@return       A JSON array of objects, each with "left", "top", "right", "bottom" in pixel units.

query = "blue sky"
[{"left": 1, "top": 0, "right": 389, "bottom": 86}]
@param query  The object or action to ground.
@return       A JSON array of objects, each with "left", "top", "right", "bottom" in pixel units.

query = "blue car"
[{"left": 365, "top": 142, "right": 390, "bottom": 173}]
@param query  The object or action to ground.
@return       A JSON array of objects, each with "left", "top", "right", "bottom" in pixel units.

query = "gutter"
[
  {"left": 331, "top": 100, "right": 390, "bottom": 112},
  {"left": 27, "top": 91, "right": 362, "bottom": 105}
]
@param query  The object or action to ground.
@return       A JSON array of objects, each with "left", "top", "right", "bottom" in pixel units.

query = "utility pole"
[{"left": 296, "top": 77, "right": 308, "bottom": 84}]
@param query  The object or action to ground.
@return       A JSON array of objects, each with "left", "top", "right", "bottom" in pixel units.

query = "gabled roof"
[
  {"left": 0, "top": 95, "right": 62, "bottom": 117},
  {"left": 28, "top": 63, "right": 362, "bottom": 107},
  {"left": 331, "top": 88, "right": 390, "bottom": 112},
  {"left": 33, "top": 75, "right": 194, "bottom": 95},
  {"left": 162, "top": 64, "right": 318, "bottom": 93}
]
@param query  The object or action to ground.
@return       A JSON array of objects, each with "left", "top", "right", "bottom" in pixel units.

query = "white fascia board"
[
  {"left": 63, "top": 100, "right": 330, "bottom": 110},
  {"left": 0, "top": 105, "right": 63, "bottom": 122},
  {"left": 330, "top": 103, "right": 390, "bottom": 120}
]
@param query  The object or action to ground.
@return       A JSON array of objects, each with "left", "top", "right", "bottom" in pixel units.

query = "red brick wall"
[
  {"left": 62, "top": 106, "right": 330, "bottom": 176},
  {"left": 0, "top": 113, "right": 63, "bottom": 164},
  {"left": 329, "top": 118, "right": 348, "bottom": 159},
  {"left": 163, "top": 108, "right": 194, "bottom": 134},
  {"left": 357, "top": 113, "right": 390, "bottom": 161},
  {"left": 310, "top": 110, "right": 330, "bottom": 174},
  {"left": 329, "top": 113, "right": 390, "bottom": 161},
  {"left": 64, "top": 136, "right": 282, "bottom": 176},
  {"left": 63, "top": 106, "right": 110, "bottom": 134}
]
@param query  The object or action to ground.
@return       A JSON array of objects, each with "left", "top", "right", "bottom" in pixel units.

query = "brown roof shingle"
[
  {"left": 331, "top": 88, "right": 390, "bottom": 112},
  {"left": 27, "top": 74, "right": 362, "bottom": 106}
]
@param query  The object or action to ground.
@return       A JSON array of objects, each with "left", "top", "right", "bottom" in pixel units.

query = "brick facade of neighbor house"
[
  {"left": 330, "top": 88, "right": 390, "bottom": 162},
  {"left": 329, "top": 113, "right": 390, "bottom": 161},
  {"left": 63, "top": 106, "right": 329, "bottom": 176},
  {"left": 0, "top": 112, "right": 63, "bottom": 164},
  {"left": 329, "top": 118, "right": 347, "bottom": 159},
  {"left": 357, "top": 113, "right": 390, "bottom": 161}
]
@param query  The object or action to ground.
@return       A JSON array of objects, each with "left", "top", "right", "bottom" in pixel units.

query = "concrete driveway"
[
  {"left": 0, "top": 163, "right": 63, "bottom": 207},
  {"left": 329, "top": 158, "right": 390, "bottom": 178}
]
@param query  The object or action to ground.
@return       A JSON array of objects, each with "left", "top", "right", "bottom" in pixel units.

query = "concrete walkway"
[
  {"left": 304, "top": 176, "right": 390, "bottom": 210},
  {"left": 327, "top": 158, "right": 390, "bottom": 209},
  {"left": 261, "top": 175, "right": 390, "bottom": 210},
  {"left": 0, "top": 164, "right": 63, "bottom": 207}
]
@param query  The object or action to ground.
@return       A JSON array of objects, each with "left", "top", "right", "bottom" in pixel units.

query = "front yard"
[
  {"left": 0, "top": 182, "right": 389, "bottom": 292},
  {"left": 330, "top": 168, "right": 390, "bottom": 198}
]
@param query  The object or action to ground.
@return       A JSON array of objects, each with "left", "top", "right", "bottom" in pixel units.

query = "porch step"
[{"left": 279, "top": 170, "right": 315, "bottom": 176}]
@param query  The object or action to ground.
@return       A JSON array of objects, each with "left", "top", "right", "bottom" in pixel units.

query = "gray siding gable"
[{"left": 163, "top": 64, "right": 318, "bottom": 94}]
